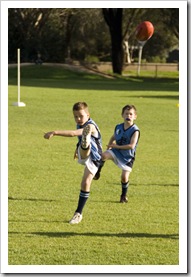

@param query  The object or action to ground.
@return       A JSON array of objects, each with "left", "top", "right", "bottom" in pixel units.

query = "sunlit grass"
[{"left": 8, "top": 65, "right": 179, "bottom": 266}]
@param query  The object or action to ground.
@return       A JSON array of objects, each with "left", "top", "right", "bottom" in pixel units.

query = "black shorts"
[{"left": 126, "top": 157, "right": 135, "bottom": 168}]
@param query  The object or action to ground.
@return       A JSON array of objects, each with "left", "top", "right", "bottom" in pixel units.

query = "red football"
[{"left": 135, "top": 21, "right": 154, "bottom": 41}]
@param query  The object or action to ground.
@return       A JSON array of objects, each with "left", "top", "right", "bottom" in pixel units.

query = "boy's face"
[
  {"left": 122, "top": 108, "right": 137, "bottom": 123},
  {"left": 73, "top": 109, "right": 90, "bottom": 126}
]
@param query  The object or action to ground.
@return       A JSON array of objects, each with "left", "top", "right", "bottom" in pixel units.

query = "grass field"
[{"left": 7, "top": 65, "right": 179, "bottom": 269}]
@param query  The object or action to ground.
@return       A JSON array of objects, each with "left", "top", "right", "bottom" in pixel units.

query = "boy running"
[
  {"left": 44, "top": 102, "right": 102, "bottom": 224},
  {"left": 101, "top": 104, "right": 140, "bottom": 203}
]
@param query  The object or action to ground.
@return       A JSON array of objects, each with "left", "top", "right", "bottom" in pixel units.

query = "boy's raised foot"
[
  {"left": 69, "top": 212, "right": 83, "bottom": 224},
  {"left": 81, "top": 124, "right": 91, "bottom": 149}
]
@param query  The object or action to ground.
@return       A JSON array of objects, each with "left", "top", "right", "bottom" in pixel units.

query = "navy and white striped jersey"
[
  {"left": 111, "top": 123, "right": 140, "bottom": 164},
  {"left": 77, "top": 118, "right": 102, "bottom": 162}
]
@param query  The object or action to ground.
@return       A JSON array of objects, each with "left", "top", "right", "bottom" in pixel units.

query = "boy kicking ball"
[{"left": 44, "top": 102, "right": 102, "bottom": 224}]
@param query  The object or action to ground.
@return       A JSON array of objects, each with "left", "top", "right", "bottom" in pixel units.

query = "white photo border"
[{"left": 1, "top": 1, "right": 187, "bottom": 274}]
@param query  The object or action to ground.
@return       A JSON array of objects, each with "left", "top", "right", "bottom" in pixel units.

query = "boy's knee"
[
  {"left": 102, "top": 151, "right": 113, "bottom": 161},
  {"left": 101, "top": 152, "right": 107, "bottom": 161},
  {"left": 121, "top": 172, "right": 130, "bottom": 183},
  {"left": 121, "top": 177, "right": 129, "bottom": 184}
]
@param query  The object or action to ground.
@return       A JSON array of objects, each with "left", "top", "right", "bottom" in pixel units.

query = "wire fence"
[
  {"left": 90, "top": 62, "right": 179, "bottom": 78},
  {"left": 123, "top": 63, "right": 179, "bottom": 78}
]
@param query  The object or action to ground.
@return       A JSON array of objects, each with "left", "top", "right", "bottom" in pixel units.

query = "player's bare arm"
[
  {"left": 108, "top": 131, "right": 139, "bottom": 150},
  {"left": 44, "top": 129, "right": 83, "bottom": 139},
  {"left": 106, "top": 134, "right": 115, "bottom": 149},
  {"left": 44, "top": 124, "right": 97, "bottom": 140}
]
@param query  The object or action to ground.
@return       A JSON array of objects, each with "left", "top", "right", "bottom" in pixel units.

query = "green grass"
[
  {"left": 106, "top": 69, "right": 179, "bottom": 79},
  {"left": 8, "top": 65, "right": 179, "bottom": 266},
  {"left": 125, "top": 70, "right": 179, "bottom": 79}
]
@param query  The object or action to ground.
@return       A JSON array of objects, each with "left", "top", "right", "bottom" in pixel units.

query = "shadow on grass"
[
  {"left": 132, "top": 183, "right": 179, "bottom": 187},
  {"left": 111, "top": 183, "right": 179, "bottom": 187},
  {"left": 8, "top": 196, "right": 57, "bottom": 202},
  {"left": 8, "top": 65, "right": 179, "bottom": 92},
  {"left": 126, "top": 95, "right": 179, "bottom": 100},
  {"left": 9, "top": 231, "right": 178, "bottom": 240}
]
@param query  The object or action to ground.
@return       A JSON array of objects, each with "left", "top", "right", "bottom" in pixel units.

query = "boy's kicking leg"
[
  {"left": 69, "top": 124, "right": 95, "bottom": 224},
  {"left": 80, "top": 124, "right": 91, "bottom": 158}
]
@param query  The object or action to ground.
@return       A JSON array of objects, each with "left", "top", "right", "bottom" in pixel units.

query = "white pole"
[
  {"left": 137, "top": 44, "right": 143, "bottom": 77},
  {"left": 137, "top": 40, "right": 146, "bottom": 77},
  {"left": 13, "top": 48, "right": 26, "bottom": 107},
  {"left": 17, "top": 48, "right": 20, "bottom": 103}
]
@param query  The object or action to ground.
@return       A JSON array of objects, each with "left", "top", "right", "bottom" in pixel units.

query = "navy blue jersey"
[
  {"left": 77, "top": 118, "right": 102, "bottom": 162},
  {"left": 111, "top": 123, "right": 140, "bottom": 164}
]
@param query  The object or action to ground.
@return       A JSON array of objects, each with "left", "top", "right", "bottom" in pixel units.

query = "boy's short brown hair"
[
  {"left": 122, "top": 104, "right": 137, "bottom": 115},
  {"left": 73, "top": 102, "right": 89, "bottom": 112}
]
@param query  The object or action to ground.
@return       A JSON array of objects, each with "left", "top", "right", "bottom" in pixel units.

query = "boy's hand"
[
  {"left": 107, "top": 143, "right": 117, "bottom": 149},
  {"left": 44, "top": 131, "right": 54, "bottom": 139},
  {"left": 73, "top": 149, "right": 78, "bottom": 160}
]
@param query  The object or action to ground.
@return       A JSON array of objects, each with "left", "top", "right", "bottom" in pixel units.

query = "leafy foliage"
[{"left": 8, "top": 8, "right": 179, "bottom": 68}]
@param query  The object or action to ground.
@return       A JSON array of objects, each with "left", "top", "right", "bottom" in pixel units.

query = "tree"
[
  {"left": 102, "top": 8, "right": 179, "bottom": 73},
  {"left": 160, "top": 8, "right": 179, "bottom": 39},
  {"left": 102, "top": 8, "right": 123, "bottom": 74},
  {"left": 8, "top": 8, "right": 53, "bottom": 62},
  {"left": 62, "top": 8, "right": 109, "bottom": 62},
  {"left": 8, "top": 8, "right": 179, "bottom": 67}
]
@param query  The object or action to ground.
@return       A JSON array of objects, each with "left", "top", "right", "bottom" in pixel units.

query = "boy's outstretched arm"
[{"left": 44, "top": 129, "right": 83, "bottom": 139}]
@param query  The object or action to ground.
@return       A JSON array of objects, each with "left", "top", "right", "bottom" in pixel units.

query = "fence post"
[{"left": 155, "top": 64, "right": 158, "bottom": 78}]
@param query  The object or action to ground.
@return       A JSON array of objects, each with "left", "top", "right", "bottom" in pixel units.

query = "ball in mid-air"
[{"left": 135, "top": 21, "right": 154, "bottom": 41}]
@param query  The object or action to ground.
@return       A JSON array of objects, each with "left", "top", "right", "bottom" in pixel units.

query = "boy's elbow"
[
  {"left": 71, "top": 132, "right": 77, "bottom": 137},
  {"left": 129, "top": 144, "right": 135, "bottom": 150}
]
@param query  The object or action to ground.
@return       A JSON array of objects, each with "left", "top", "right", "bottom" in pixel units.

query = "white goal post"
[{"left": 12, "top": 48, "right": 26, "bottom": 107}]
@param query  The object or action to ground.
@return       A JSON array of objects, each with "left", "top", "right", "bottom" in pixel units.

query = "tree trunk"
[
  {"left": 123, "top": 40, "right": 131, "bottom": 64},
  {"left": 103, "top": 9, "right": 123, "bottom": 75}
]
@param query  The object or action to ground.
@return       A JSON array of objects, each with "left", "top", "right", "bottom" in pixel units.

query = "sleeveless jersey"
[
  {"left": 111, "top": 123, "right": 140, "bottom": 164},
  {"left": 77, "top": 118, "right": 102, "bottom": 162}
]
